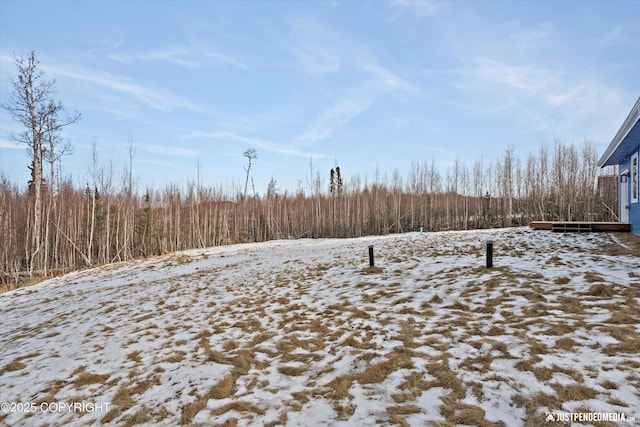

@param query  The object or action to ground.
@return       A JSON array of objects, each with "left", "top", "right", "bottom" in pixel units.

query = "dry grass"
[
  {"left": 553, "top": 276, "right": 571, "bottom": 285},
  {"left": 224, "top": 340, "right": 240, "bottom": 352},
  {"left": 426, "top": 362, "right": 465, "bottom": 400},
  {"left": 180, "top": 374, "right": 239, "bottom": 425},
  {"left": 206, "top": 349, "right": 229, "bottom": 365},
  {"left": 546, "top": 255, "right": 564, "bottom": 266},
  {"left": 357, "top": 348, "right": 414, "bottom": 385},
  {"left": 603, "top": 334, "right": 640, "bottom": 355},
  {"left": 522, "top": 302, "right": 550, "bottom": 317},
  {"left": 358, "top": 359, "right": 397, "bottom": 384},
  {"left": 541, "top": 321, "right": 577, "bottom": 336},
  {"left": 320, "top": 375, "right": 350, "bottom": 401},
  {"left": 209, "top": 401, "right": 265, "bottom": 416},
  {"left": 396, "top": 321, "right": 421, "bottom": 349},
  {"left": 348, "top": 307, "right": 371, "bottom": 320},
  {"left": 584, "top": 271, "right": 606, "bottom": 283},
  {"left": 130, "top": 375, "right": 161, "bottom": 395},
  {"left": 102, "top": 385, "right": 134, "bottom": 424},
  {"left": 126, "top": 351, "right": 142, "bottom": 363},
  {"left": 361, "top": 266, "right": 384, "bottom": 275},
  {"left": 398, "top": 371, "right": 429, "bottom": 403},
  {"left": 125, "top": 405, "right": 152, "bottom": 425},
  {"left": 603, "top": 233, "right": 640, "bottom": 256},
  {"left": 485, "top": 325, "right": 504, "bottom": 336},
  {"left": 281, "top": 352, "right": 322, "bottom": 364},
  {"left": 444, "top": 299, "right": 470, "bottom": 311},
  {"left": 607, "top": 396, "right": 629, "bottom": 407},
  {"left": 74, "top": 371, "right": 110, "bottom": 388},
  {"left": 600, "top": 380, "right": 618, "bottom": 390},
  {"left": 167, "top": 253, "right": 193, "bottom": 265},
  {"left": 386, "top": 404, "right": 421, "bottom": 416},
  {"left": 597, "top": 324, "right": 636, "bottom": 342},
  {"left": 162, "top": 351, "right": 186, "bottom": 363},
  {"left": 558, "top": 296, "right": 584, "bottom": 314},
  {"left": 554, "top": 337, "right": 579, "bottom": 350},
  {"left": 209, "top": 375, "right": 236, "bottom": 399},
  {"left": 439, "top": 396, "right": 504, "bottom": 427},
  {"left": 552, "top": 383, "right": 598, "bottom": 401},
  {"left": 291, "top": 390, "right": 310, "bottom": 403},
  {"left": 1, "top": 360, "right": 27, "bottom": 375},
  {"left": 0, "top": 351, "right": 43, "bottom": 375},
  {"left": 533, "top": 365, "right": 583, "bottom": 383},
  {"left": 180, "top": 397, "right": 208, "bottom": 425},
  {"left": 514, "top": 355, "right": 542, "bottom": 372},
  {"left": 428, "top": 294, "right": 443, "bottom": 304},
  {"left": 230, "top": 349, "right": 257, "bottom": 375},
  {"left": 513, "top": 391, "right": 560, "bottom": 420},
  {"left": 278, "top": 364, "right": 309, "bottom": 376},
  {"left": 608, "top": 311, "right": 638, "bottom": 325},
  {"left": 585, "top": 283, "right": 615, "bottom": 297},
  {"left": 4, "top": 230, "right": 639, "bottom": 426},
  {"left": 459, "top": 354, "right": 493, "bottom": 373}
]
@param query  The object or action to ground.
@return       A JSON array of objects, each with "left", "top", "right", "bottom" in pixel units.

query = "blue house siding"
[
  {"left": 631, "top": 206, "right": 640, "bottom": 235},
  {"left": 618, "top": 148, "right": 640, "bottom": 235},
  {"left": 598, "top": 97, "right": 640, "bottom": 236},
  {"left": 629, "top": 149, "right": 640, "bottom": 235}
]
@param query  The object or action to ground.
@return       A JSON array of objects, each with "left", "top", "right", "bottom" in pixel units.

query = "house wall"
[
  {"left": 618, "top": 149, "right": 640, "bottom": 235},
  {"left": 629, "top": 148, "right": 640, "bottom": 235},
  {"left": 620, "top": 157, "right": 630, "bottom": 221}
]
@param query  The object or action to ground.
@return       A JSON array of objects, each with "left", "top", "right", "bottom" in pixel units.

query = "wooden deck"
[{"left": 529, "top": 221, "right": 631, "bottom": 232}]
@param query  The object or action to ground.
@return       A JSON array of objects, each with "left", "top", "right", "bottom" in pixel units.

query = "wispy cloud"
[
  {"left": 294, "top": 85, "right": 378, "bottom": 145},
  {"left": 446, "top": 57, "right": 625, "bottom": 143},
  {"left": 186, "top": 37, "right": 249, "bottom": 70},
  {"left": 43, "top": 64, "right": 205, "bottom": 113},
  {"left": 108, "top": 47, "right": 197, "bottom": 67},
  {"left": 200, "top": 49, "right": 248, "bottom": 70},
  {"left": 390, "top": 0, "right": 439, "bottom": 20},
  {"left": 107, "top": 39, "right": 248, "bottom": 70},
  {"left": 290, "top": 18, "right": 419, "bottom": 145},
  {"left": 98, "top": 25, "right": 125, "bottom": 50},
  {"left": 587, "top": 25, "right": 627, "bottom": 48},
  {"left": 432, "top": 15, "right": 628, "bottom": 141},
  {"left": 291, "top": 18, "right": 346, "bottom": 76},
  {"left": 295, "top": 61, "right": 418, "bottom": 145},
  {"left": 217, "top": 107, "right": 292, "bottom": 135},
  {"left": 294, "top": 44, "right": 341, "bottom": 75},
  {"left": 0, "top": 139, "right": 23, "bottom": 150},
  {"left": 185, "top": 130, "right": 329, "bottom": 159},
  {"left": 137, "top": 142, "right": 199, "bottom": 158},
  {"left": 359, "top": 61, "right": 418, "bottom": 94},
  {"left": 137, "top": 158, "right": 183, "bottom": 169}
]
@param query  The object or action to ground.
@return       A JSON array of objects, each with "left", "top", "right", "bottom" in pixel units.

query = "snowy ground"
[{"left": 1, "top": 227, "right": 639, "bottom": 427}]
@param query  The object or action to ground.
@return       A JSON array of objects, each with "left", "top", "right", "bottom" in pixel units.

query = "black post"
[
  {"left": 486, "top": 240, "right": 493, "bottom": 268},
  {"left": 368, "top": 245, "right": 374, "bottom": 267}
]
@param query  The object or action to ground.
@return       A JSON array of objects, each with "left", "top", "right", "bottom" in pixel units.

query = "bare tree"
[
  {"left": 243, "top": 148, "right": 257, "bottom": 199},
  {"left": 2, "top": 51, "right": 80, "bottom": 275},
  {"left": 2, "top": 135, "right": 612, "bottom": 289}
]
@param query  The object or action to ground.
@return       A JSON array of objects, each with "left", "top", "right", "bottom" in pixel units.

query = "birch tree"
[{"left": 2, "top": 51, "right": 80, "bottom": 275}]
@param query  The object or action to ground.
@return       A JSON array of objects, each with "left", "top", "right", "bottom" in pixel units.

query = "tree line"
[
  {"left": 0, "top": 140, "right": 618, "bottom": 287},
  {"left": 0, "top": 52, "right": 618, "bottom": 288}
]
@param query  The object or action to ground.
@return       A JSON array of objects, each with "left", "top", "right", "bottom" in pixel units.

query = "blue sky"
[{"left": 1, "top": 0, "right": 638, "bottom": 194}]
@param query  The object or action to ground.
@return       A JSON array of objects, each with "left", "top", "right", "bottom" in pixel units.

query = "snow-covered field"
[{"left": 1, "top": 227, "right": 639, "bottom": 427}]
